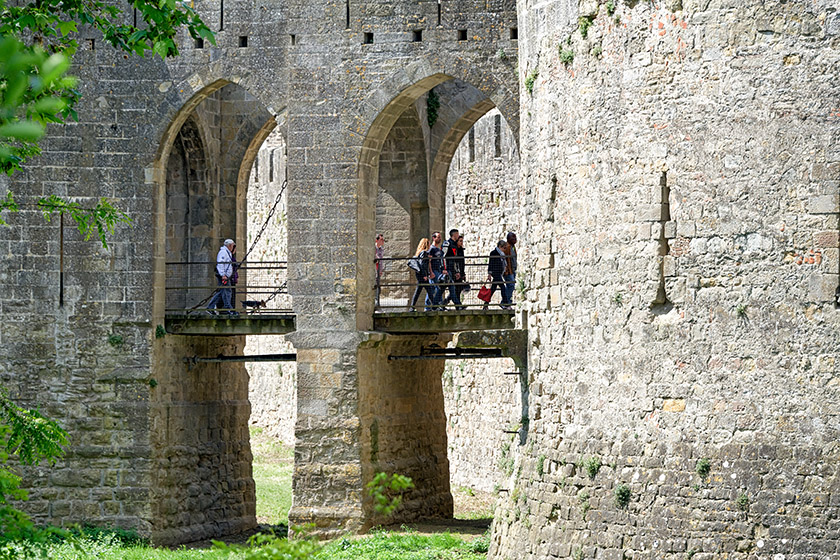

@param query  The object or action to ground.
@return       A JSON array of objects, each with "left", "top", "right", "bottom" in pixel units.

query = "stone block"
[
  {"left": 808, "top": 195, "right": 838, "bottom": 215},
  {"left": 808, "top": 273, "right": 839, "bottom": 302}
]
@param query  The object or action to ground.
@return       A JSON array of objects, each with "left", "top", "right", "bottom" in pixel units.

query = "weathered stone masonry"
[
  {"left": 0, "top": 0, "right": 520, "bottom": 545},
  {"left": 2, "top": 0, "right": 840, "bottom": 557},
  {"left": 493, "top": 1, "right": 840, "bottom": 559}
]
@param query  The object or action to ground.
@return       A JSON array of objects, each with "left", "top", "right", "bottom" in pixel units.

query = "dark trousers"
[
  {"left": 487, "top": 273, "right": 509, "bottom": 305},
  {"left": 410, "top": 272, "right": 435, "bottom": 310}
]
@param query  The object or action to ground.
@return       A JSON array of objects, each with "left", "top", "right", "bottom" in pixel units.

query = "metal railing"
[
  {"left": 374, "top": 254, "right": 517, "bottom": 312},
  {"left": 165, "top": 261, "right": 290, "bottom": 315}
]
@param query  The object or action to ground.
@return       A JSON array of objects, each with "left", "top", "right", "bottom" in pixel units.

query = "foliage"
[
  {"left": 0, "top": 0, "right": 214, "bottom": 245},
  {"left": 214, "top": 528, "right": 321, "bottom": 560},
  {"left": 614, "top": 484, "right": 631, "bottom": 508},
  {"left": 559, "top": 46, "right": 575, "bottom": 65},
  {"left": 318, "top": 529, "right": 485, "bottom": 560},
  {"left": 695, "top": 457, "right": 711, "bottom": 478},
  {"left": 155, "top": 325, "right": 167, "bottom": 339},
  {"left": 366, "top": 472, "right": 414, "bottom": 517},
  {"left": 426, "top": 88, "right": 440, "bottom": 128},
  {"left": 577, "top": 489, "right": 590, "bottom": 519},
  {"left": 107, "top": 334, "right": 124, "bottom": 348},
  {"left": 0, "top": 388, "right": 68, "bottom": 555},
  {"left": 524, "top": 69, "right": 538, "bottom": 94},
  {"left": 468, "top": 530, "right": 490, "bottom": 553},
  {"left": 736, "top": 493, "right": 749, "bottom": 511},
  {"left": 613, "top": 292, "right": 623, "bottom": 305},
  {"left": 591, "top": 44, "right": 603, "bottom": 58},
  {"left": 578, "top": 16, "right": 594, "bottom": 38},
  {"left": 496, "top": 48, "right": 507, "bottom": 61},
  {"left": 606, "top": 1, "right": 616, "bottom": 15},
  {"left": 580, "top": 456, "right": 601, "bottom": 479},
  {"left": 38, "top": 196, "right": 131, "bottom": 248},
  {"left": 536, "top": 454, "right": 546, "bottom": 477}
]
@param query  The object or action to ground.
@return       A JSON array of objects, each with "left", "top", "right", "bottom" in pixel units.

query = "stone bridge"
[{"left": 1, "top": 0, "right": 523, "bottom": 545}]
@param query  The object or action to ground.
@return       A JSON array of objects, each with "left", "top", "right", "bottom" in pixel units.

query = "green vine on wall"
[{"left": 426, "top": 88, "right": 440, "bottom": 128}]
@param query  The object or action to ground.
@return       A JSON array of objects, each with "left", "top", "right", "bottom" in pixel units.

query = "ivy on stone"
[{"left": 426, "top": 88, "right": 441, "bottom": 128}]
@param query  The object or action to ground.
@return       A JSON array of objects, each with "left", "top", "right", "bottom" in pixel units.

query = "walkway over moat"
[{"left": 166, "top": 258, "right": 519, "bottom": 335}]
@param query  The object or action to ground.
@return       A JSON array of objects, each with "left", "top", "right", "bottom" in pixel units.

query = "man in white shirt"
[{"left": 207, "top": 239, "right": 237, "bottom": 315}]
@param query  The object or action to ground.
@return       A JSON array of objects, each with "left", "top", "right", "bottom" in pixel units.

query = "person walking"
[
  {"left": 505, "top": 231, "right": 518, "bottom": 305},
  {"left": 452, "top": 235, "right": 467, "bottom": 310},
  {"left": 440, "top": 228, "right": 462, "bottom": 308},
  {"left": 207, "top": 239, "right": 238, "bottom": 315},
  {"left": 374, "top": 234, "right": 385, "bottom": 308},
  {"left": 485, "top": 240, "right": 510, "bottom": 309},
  {"left": 409, "top": 238, "right": 434, "bottom": 311},
  {"left": 426, "top": 231, "right": 445, "bottom": 310}
]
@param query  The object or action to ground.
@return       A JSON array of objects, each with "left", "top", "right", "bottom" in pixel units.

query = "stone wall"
[
  {"left": 443, "top": 108, "right": 523, "bottom": 496},
  {"left": 493, "top": 1, "right": 840, "bottom": 558}
]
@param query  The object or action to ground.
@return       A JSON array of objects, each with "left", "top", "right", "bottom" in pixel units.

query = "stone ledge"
[
  {"left": 164, "top": 314, "right": 296, "bottom": 336},
  {"left": 373, "top": 309, "right": 515, "bottom": 333}
]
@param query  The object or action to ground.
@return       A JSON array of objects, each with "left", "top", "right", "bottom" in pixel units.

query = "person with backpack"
[
  {"left": 408, "top": 238, "right": 433, "bottom": 311},
  {"left": 426, "top": 231, "right": 445, "bottom": 310}
]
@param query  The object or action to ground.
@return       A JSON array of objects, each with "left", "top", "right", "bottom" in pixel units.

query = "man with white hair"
[{"left": 207, "top": 238, "right": 237, "bottom": 315}]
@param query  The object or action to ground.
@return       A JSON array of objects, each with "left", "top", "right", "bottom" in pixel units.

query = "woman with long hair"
[{"left": 409, "top": 237, "right": 433, "bottom": 311}]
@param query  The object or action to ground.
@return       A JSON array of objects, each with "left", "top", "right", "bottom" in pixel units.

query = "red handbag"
[{"left": 477, "top": 285, "right": 492, "bottom": 303}]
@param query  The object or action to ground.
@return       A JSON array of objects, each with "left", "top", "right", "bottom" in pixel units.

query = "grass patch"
[
  {"left": 250, "top": 426, "right": 294, "bottom": 525},
  {"left": 320, "top": 530, "right": 486, "bottom": 560}
]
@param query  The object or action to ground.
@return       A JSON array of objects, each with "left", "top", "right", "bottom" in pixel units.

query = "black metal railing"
[
  {"left": 374, "top": 254, "right": 517, "bottom": 312},
  {"left": 166, "top": 261, "right": 290, "bottom": 315}
]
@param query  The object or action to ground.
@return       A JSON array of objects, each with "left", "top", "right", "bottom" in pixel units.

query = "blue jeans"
[
  {"left": 208, "top": 275, "right": 233, "bottom": 311},
  {"left": 503, "top": 273, "right": 516, "bottom": 307}
]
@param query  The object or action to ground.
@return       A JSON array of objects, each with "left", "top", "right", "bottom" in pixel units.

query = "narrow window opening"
[
  {"left": 468, "top": 128, "right": 475, "bottom": 163},
  {"left": 654, "top": 171, "right": 671, "bottom": 305},
  {"left": 290, "top": 34, "right": 296, "bottom": 45},
  {"left": 494, "top": 114, "right": 502, "bottom": 158},
  {"left": 220, "top": 0, "right": 224, "bottom": 31},
  {"left": 195, "top": 37, "right": 205, "bottom": 49},
  {"left": 269, "top": 149, "right": 276, "bottom": 182},
  {"left": 133, "top": 8, "right": 137, "bottom": 27},
  {"left": 345, "top": 0, "right": 350, "bottom": 29},
  {"left": 87, "top": 38, "right": 95, "bottom": 50},
  {"left": 437, "top": 1, "right": 442, "bottom": 26},
  {"left": 363, "top": 32, "right": 374, "bottom": 44},
  {"left": 239, "top": 36, "right": 249, "bottom": 47},
  {"left": 457, "top": 29, "right": 467, "bottom": 41},
  {"left": 412, "top": 29, "right": 423, "bottom": 42},
  {"left": 510, "top": 27, "right": 518, "bottom": 40}
]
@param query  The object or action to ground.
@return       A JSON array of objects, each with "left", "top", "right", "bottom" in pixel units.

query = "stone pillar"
[
  {"left": 287, "top": 332, "right": 365, "bottom": 536},
  {"left": 150, "top": 335, "right": 255, "bottom": 545},
  {"left": 357, "top": 334, "right": 453, "bottom": 526}
]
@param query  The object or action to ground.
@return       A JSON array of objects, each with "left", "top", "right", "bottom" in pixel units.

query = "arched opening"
[
  {"left": 356, "top": 72, "right": 521, "bottom": 526},
  {"left": 150, "top": 81, "right": 290, "bottom": 545},
  {"left": 242, "top": 126, "right": 297, "bottom": 527},
  {"left": 369, "top": 78, "right": 520, "bottom": 313}
]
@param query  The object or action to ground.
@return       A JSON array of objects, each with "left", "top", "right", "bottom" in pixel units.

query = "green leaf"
[{"left": 0, "top": 121, "right": 45, "bottom": 141}]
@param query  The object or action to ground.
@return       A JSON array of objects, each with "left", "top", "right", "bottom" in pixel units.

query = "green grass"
[
  {"left": 319, "top": 530, "right": 486, "bottom": 560},
  {"left": 22, "top": 429, "right": 488, "bottom": 559},
  {"left": 250, "top": 426, "right": 294, "bottom": 526}
]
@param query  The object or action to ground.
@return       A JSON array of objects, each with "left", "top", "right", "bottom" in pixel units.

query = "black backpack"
[{"left": 407, "top": 251, "right": 426, "bottom": 273}]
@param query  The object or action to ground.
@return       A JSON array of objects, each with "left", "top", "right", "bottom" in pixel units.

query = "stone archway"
[{"left": 149, "top": 81, "right": 281, "bottom": 545}]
